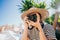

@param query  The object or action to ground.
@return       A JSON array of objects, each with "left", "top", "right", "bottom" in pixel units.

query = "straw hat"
[{"left": 21, "top": 8, "right": 49, "bottom": 21}]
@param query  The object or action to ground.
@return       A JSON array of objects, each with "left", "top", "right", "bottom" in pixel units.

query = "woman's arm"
[
  {"left": 36, "top": 13, "right": 47, "bottom": 40},
  {"left": 32, "top": 14, "right": 47, "bottom": 40},
  {"left": 21, "top": 22, "right": 28, "bottom": 40},
  {"left": 38, "top": 24, "right": 47, "bottom": 40},
  {"left": 53, "top": 12, "right": 59, "bottom": 30}
]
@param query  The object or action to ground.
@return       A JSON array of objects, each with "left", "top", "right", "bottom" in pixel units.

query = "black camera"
[
  {"left": 27, "top": 14, "right": 37, "bottom": 22},
  {"left": 27, "top": 14, "right": 37, "bottom": 30}
]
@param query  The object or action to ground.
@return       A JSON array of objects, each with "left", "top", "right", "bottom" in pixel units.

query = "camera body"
[
  {"left": 27, "top": 14, "right": 37, "bottom": 30},
  {"left": 27, "top": 14, "right": 37, "bottom": 22}
]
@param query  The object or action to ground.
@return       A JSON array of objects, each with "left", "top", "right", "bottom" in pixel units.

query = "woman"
[
  {"left": 21, "top": 8, "right": 57, "bottom": 40},
  {"left": 21, "top": 14, "right": 47, "bottom": 40}
]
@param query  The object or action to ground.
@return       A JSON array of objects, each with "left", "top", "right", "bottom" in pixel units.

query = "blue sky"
[
  {"left": 0, "top": 0, "right": 22, "bottom": 25},
  {"left": 0, "top": 0, "right": 55, "bottom": 25}
]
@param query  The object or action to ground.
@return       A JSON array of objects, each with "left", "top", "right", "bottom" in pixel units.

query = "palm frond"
[
  {"left": 18, "top": 0, "right": 47, "bottom": 12},
  {"left": 39, "top": 2, "right": 46, "bottom": 9},
  {"left": 45, "top": 14, "right": 55, "bottom": 25},
  {"left": 20, "top": 0, "right": 33, "bottom": 12}
]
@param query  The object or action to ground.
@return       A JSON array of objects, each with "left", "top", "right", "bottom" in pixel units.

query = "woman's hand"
[
  {"left": 26, "top": 14, "right": 41, "bottom": 30},
  {"left": 24, "top": 16, "right": 29, "bottom": 29},
  {"left": 23, "top": 14, "right": 43, "bottom": 31},
  {"left": 22, "top": 17, "right": 29, "bottom": 40}
]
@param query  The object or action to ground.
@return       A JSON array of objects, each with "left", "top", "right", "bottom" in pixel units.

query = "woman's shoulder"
[{"left": 43, "top": 24, "right": 57, "bottom": 40}]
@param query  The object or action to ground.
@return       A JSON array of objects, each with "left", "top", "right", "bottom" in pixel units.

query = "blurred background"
[
  {"left": 0, "top": 0, "right": 60, "bottom": 40},
  {"left": 0, "top": 0, "right": 60, "bottom": 25}
]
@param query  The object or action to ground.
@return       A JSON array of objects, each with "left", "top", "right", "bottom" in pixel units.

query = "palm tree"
[
  {"left": 45, "top": 14, "right": 55, "bottom": 25},
  {"left": 18, "top": 0, "right": 46, "bottom": 12},
  {"left": 18, "top": 0, "right": 33, "bottom": 12}
]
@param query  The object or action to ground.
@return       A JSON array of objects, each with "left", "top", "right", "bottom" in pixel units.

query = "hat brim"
[{"left": 21, "top": 8, "right": 49, "bottom": 21}]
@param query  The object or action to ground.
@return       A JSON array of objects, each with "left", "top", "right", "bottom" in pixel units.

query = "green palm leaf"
[
  {"left": 18, "top": 0, "right": 46, "bottom": 12},
  {"left": 45, "top": 14, "right": 55, "bottom": 25}
]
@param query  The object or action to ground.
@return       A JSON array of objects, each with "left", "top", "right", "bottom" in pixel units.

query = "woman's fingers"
[
  {"left": 24, "top": 17, "right": 28, "bottom": 22},
  {"left": 23, "top": 14, "right": 41, "bottom": 29},
  {"left": 36, "top": 13, "right": 40, "bottom": 22}
]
